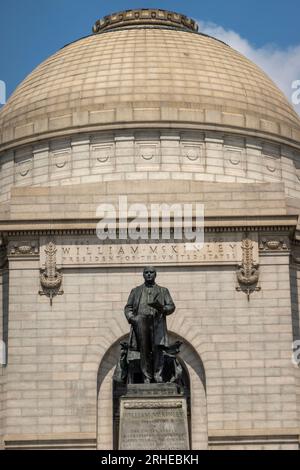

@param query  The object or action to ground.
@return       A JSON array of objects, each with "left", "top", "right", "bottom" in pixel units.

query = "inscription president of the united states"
[{"left": 124, "top": 267, "right": 176, "bottom": 383}]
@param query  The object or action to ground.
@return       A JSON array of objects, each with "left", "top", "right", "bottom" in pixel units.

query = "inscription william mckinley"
[
  {"left": 119, "top": 396, "right": 189, "bottom": 450},
  {"left": 40, "top": 234, "right": 258, "bottom": 268}
]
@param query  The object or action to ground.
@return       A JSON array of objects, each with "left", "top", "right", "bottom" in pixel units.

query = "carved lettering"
[
  {"left": 119, "top": 397, "right": 189, "bottom": 450},
  {"left": 41, "top": 236, "right": 257, "bottom": 268}
]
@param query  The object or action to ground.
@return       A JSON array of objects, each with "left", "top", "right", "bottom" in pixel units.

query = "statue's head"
[{"left": 143, "top": 266, "right": 157, "bottom": 285}]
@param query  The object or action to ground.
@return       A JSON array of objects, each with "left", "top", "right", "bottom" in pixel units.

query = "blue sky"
[{"left": 0, "top": 0, "right": 300, "bottom": 107}]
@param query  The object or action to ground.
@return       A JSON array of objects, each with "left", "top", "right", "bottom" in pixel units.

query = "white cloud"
[
  {"left": 198, "top": 21, "right": 300, "bottom": 115},
  {"left": 0, "top": 80, "right": 6, "bottom": 106}
]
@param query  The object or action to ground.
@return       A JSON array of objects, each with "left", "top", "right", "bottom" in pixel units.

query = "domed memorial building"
[{"left": 0, "top": 9, "right": 300, "bottom": 450}]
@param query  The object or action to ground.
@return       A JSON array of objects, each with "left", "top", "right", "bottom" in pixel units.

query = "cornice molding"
[
  {"left": 2, "top": 123, "right": 300, "bottom": 155},
  {"left": 0, "top": 226, "right": 296, "bottom": 239}
]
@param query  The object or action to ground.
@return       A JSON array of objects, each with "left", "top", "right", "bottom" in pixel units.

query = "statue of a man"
[{"left": 124, "top": 267, "right": 176, "bottom": 383}]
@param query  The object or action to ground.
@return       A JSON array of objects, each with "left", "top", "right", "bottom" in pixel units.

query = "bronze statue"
[{"left": 124, "top": 266, "right": 176, "bottom": 384}]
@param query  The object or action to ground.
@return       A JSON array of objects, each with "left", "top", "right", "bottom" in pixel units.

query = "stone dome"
[{"left": 1, "top": 8, "right": 300, "bottom": 151}]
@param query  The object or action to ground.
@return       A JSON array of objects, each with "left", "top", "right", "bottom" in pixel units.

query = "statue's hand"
[
  {"left": 148, "top": 300, "right": 164, "bottom": 313},
  {"left": 128, "top": 316, "right": 137, "bottom": 325},
  {"left": 137, "top": 305, "right": 152, "bottom": 316}
]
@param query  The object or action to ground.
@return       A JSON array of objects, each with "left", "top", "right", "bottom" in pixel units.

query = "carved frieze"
[
  {"left": 9, "top": 241, "right": 39, "bottom": 257},
  {"left": 259, "top": 237, "right": 289, "bottom": 252},
  {"left": 40, "top": 234, "right": 259, "bottom": 268}
]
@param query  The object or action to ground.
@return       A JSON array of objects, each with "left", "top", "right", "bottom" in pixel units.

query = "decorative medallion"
[
  {"left": 137, "top": 143, "right": 158, "bottom": 161},
  {"left": 266, "top": 165, "right": 276, "bottom": 173},
  {"left": 263, "top": 155, "right": 280, "bottom": 177},
  {"left": 141, "top": 152, "right": 155, "bottom": 161},
  {"left": 15, "top": 156, "right": 33, "bottom": 181},
  {"left": 181, "top": 142, "right": 204, "bottom": 169},
  {"left": 39, "top": 241, "right": 63, "bottom": 306},
  {"left": 17, "top": 159, "right": 32, "bottom": 177},
  {"left": 51, "top": 149, "right": 70, "bottom": 170},
  {"left": 91, "top": 144, "right": 114, "bottom": 164},
  {"left": 182, "top": 144, "right": 202, "bottom": 162},
  {"left": 225, "top": 147, "right": 244, "bottom": 169},
  {"left": 236, "top": 237, "right": 261, "bottom": 301},
  {"left": 229, "top": 157, "right": 241, "bottom": 166}
]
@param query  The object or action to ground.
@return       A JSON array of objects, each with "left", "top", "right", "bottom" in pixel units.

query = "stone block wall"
[
  {"left": 6, "top": 180, "right": 289, "bottom": 223},
  {"left": 289, "top": 260, "right": 300, "bottom": 447},
  {"left": 1, "top": 241, "right": 299, "bottom": 449}
]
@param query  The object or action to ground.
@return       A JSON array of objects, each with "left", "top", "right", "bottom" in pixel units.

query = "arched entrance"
[
  {"left": 97, "top": 333, "right": 207, "bottom": 450},
  {"left": 112, "top": 354, "right": 191, "bottom": 450}
]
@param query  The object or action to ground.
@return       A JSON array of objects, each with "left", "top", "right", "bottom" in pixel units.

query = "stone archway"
[{"left": 96, "top": 333, "right": 207, "bottom": 450}]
